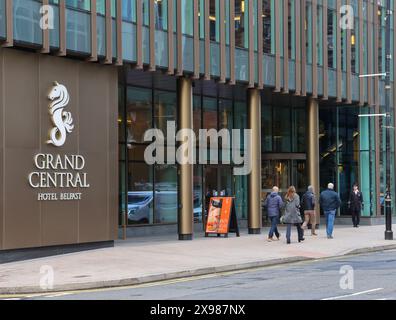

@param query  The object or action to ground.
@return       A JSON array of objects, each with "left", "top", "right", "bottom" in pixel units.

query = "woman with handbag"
[{"left": 282, "top": 186, "right": 305, "bottom": 244}]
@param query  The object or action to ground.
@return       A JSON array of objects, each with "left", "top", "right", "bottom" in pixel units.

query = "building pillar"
[
  {"left": 307, "top": 97, "right": 321, "bottom": 225},
  {"left": 248, "top": 89, "right": 262, "bottom": 234},
  {"left": 177, "top": 77, "right": 194, "bottom": 240}
]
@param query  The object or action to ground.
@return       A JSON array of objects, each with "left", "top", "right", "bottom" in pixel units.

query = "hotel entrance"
[{"left": 262, "top": 158, "right": 307, "bottom": 198}]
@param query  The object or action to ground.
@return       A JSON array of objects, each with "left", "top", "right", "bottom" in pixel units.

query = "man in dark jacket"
[
  {"left": 301, "top": 186, "right": 318, "bottom": 236},
  {"left": 264, "top": 186, "right": 284, "bottom": 241},
  {"left": 348, "top": 184, "right": 364, "bottom": 228},
  {"left": 319, "top": 183, "right": 341, "bottom": 239}
]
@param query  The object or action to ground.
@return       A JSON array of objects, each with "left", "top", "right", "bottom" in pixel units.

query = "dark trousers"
[
  {"left": 286, "top": 224, "right": 304, "bottom": 242},
  {"left": 351, "top": 208, "right": 361, "bottom": 226},
  {"left": 268, "top": 216, "right": 280, "bottom": 238}
]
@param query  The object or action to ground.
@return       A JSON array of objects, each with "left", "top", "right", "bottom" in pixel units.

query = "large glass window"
[
  {"left": 122, "top": 0, "right": 136, "bottom": 22},
  {"left": 327, "top": 8, "right": 337, "bottom": 69},
  {"left": 319, "top": 105, "right": 377, "bottom": 217},
  {"left": 288, "top": 0, "right": 296, "bottom": 60},
  {"left": 305, "top": 0, "right": 313, "bottom": 64},
  {"left": 66, "top": 0, "right": 90, "bottom": 10},
  {"left": 235, "top": 0, "right": 249, "bottom": 48},
  {"left": 316, "top": 3, "right": 323, "bottom": 66},
  {"left": 120, "top": 76, "right": 179, "bottom": 226},
  {"left": 155, "top": 0, "right": 167, "bottom": 30},
  {"left": 262, "top": 0, "right": 274, "bottom": 54},
  {"left": 261, "top": 92, "right": 306, "bottom": 153},
  {"left": 181, "top": 0, "right": 193, "bottom": 35},
  {"left": 210, "top": 0, "right": 220, "bottom": 42}
]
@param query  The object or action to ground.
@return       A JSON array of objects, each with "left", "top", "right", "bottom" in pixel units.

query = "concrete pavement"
[{"left": 0, "top": 224, "right": 395, "bottom": 294}]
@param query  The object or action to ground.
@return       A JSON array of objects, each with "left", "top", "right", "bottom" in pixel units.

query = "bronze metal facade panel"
[
  {"left": 283, "top": 0, "right": 289, "bottom": 93},
  {"left": 307, "top": 97, "right": 320, "bottom": 223},
  {"left": 149, "top": 0, "right": 156, "bottom": 71},
  {"left": 229, "top": 0, "right": 235, "bottom": 85},
  {"left": 58, "top": 0, "right": 66, "bottom": 56},
  {"left": 301, "top": 0, "right": 306, "bottom": 96},
  {"left": 193, "top": 0, "right": 200, "bottom": 79},
  {"left": 373, "top": 0, "right": 379, "bottom": 108},
  {"left": 295, "top": 0, "right": 301, "bottom": 95},
  {"left": 177, "top": 78, "right": 194, "bottom": 237},
  {"left": 359, "top": 0, "right": 364, "bottom": 105},
  {"left": 167, "top": 0, "right": 174, "bottom": 74},
  {"left": 274, "top": 0, "right": 281, "bottom": 92},
  {"left": 105, "top": 0, "right": 113, "bottom": 64},
  {"left": 248, "top": 0, "right": 255, "bottom": 88},
  {"left": 322, "top": 0, "right": 328, "bottom": 100},
  {"left": 116, "top": 0, "right": 123, "bottom": 65},
  {"left": 41, "top": 0, "right": 50, "bottom": 54},
  {"left": 336, "top": 0, "right": 342, "bottom": 102},
  {"left": 346, "top": 0, "right": 352, "bottom": 103},
  {"left": 312, "top": 0, "right": 317, "bottom": 98},
  {"left": 257, "top": 0, "right": 263, "bottom": 89},
  {"left": 367, "top": 0, "right": 373, "bottom": 106},
  {"left": 220, "top": 0, "right": 226, "bottom": 84},
  {"left": 0, "top": 49, "right": 118, "bottom": 250},
  {"left": 176, "top": 0, "right": 183, "bottom": 76},
  {"left": 204, "top": 0, "right": 210, "bottom": 80},
  {"left": 3, "top": 0, "right": 13, "bottom": 47},
  {"left": 247, "top": 89, "right": 262, "bottom": 232},
  {"left": 136, "top": 0, "right": 143, "bottom": 69},
  {"left": 89, "top": 0, "right": 98, "bottom": 62}
]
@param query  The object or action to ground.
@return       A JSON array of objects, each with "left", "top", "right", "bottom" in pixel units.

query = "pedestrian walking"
[
  {"left": 319, "top": 183, "right": 341, "bottom": 239},
  {"left": 282, "top": 186, "right": 304, "bottom": 244},
  {"left": 348, "top": 184, "right": 364, "bottom": 228},
  {"left": 264, "top": 186, "right": 283, "bottom": 242},
  {"left": 301, "top": 186, "right": 318, "bottom": 236}
]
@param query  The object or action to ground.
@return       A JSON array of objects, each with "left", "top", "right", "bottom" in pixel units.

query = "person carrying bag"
[{"left": 281, "top": 186, "right": 304, "bottom": 244}]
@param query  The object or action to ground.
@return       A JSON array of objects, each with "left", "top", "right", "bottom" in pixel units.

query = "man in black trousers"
[{"left": 348, "top": 184, "right": 364, "bottom": 228}]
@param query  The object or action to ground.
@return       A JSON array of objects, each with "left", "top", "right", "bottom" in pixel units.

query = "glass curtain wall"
[
  {"left": 119, "top": 73, "right": 178, "bottom": 226},
  {"left": 319, "top": 105, "right": 377, "bottom": 217}
]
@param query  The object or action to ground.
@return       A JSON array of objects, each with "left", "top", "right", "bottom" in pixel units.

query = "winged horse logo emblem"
[{"left": 46, "top": 82, "right": 74, "bottom": 147}]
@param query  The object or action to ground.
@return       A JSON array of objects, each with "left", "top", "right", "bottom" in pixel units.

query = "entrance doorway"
[{"left": 262, "top": 159, "right": 307, "bottom": 197}]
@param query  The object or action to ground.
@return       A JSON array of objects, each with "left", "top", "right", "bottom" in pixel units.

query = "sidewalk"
[{"left": 0, "top": 224, "right": 395, "bottom": 294}]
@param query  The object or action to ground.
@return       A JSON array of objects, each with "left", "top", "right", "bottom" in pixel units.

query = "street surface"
[{"left": 2, "top": 250, "right": 395, "bottom": 300}]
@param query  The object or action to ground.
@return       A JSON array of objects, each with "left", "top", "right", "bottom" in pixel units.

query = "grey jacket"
[{"left": 282, "top": 194, "right": 303, "bottom": 224}]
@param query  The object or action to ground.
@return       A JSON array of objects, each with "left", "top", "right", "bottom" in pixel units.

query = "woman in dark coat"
[
  {"left": 348, "top": 184, "right": 364, "bottom": 228},
  {"left": 282, "top": 186, "right": 304, "bottom": 244}
]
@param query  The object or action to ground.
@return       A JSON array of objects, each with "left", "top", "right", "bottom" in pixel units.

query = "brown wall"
[{"left": 0, "top": 48, "right": 118, "bottom": 250}]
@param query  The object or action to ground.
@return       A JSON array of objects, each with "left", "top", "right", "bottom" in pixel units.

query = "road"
[{"left": 1, "top": 250, "right": 396, "bottom": 300}]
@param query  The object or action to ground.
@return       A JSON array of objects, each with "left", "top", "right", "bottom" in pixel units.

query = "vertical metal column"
[
  {"left": 177, "top": 78, "right": 194, "bottom": 241},
  {"left": 248, "top": 89, "right": 262, "bottom": 234},
  {"left": 384, "top": 0, "right": 393, "bottom": 240},
  {"left": 307, "top": 97, "right": 320, "bottom": 224}
]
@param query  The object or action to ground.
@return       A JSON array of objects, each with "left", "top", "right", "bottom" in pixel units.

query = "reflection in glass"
[
  {"left": 154, "top": 165, "right": 177, "bottom": 223},
  {"left": 126, "top": 87, "right": 152, "bottom": 145},
  {"left": 154, "top": 90, "right": 177, "bottom": 141},
  {"left": 193, "top": 166, "right": 203, "bottom": 223},
  {"left": 128, "top": 163, "right": 154, "bottom": 225},
  {"left": 273, "top": 106, "right": 291, "bottom": 152},
  {"left": 262, "top": 160, "right": 290, "bottom": 193},
  {"left": 262, "top": 0, "right": 274, "bottom": 54},
  {"left": 235, "top": 0, "right": 248, "bottom": 48}
]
